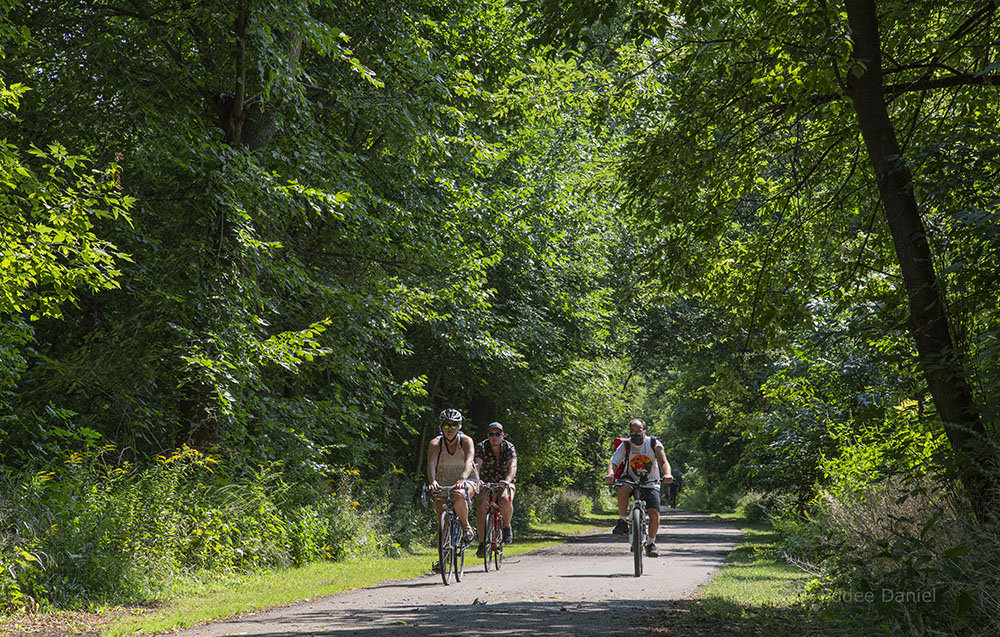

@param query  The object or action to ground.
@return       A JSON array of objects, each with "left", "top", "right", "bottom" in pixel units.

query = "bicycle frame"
[
  {"left": 613, "top": 476, "right": 655, "bottom": 577},
  {"left": 480, "top": 482, "right": 509, "bottom": 572},
  {"left": 425, "top": 484, "right": 472, "bottom": 585}
]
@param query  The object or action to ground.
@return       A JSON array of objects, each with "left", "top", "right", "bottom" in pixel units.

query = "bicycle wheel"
[
  {"left": 438, "top": 512, "right": 455, "bottom": 585},
  {"left": 493, "top": 521, "right": 504, "bottom": 571},
  {"left": 483, "top": 509, "right": 495, "bottom": 572},
  {"left": 631, "top": 506, "right": 643, "bottom": 577},
  {"left": 493, "top": 507, "right": 504, "bottom": 571},
  {"left": 454, "top": 520, "right": 466, "bottom": 582}
]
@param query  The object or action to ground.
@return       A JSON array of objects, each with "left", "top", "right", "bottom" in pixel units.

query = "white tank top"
[
  {"left": 435, "top": 432, "right": 468, "bottom": 486},
  {"left": 621, "top": 436, "right": 661, "bottom": 481}
]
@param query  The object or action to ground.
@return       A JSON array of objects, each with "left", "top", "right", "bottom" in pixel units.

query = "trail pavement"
[{"left": 173, "top": 509, "right": 742, "bottom": 636}]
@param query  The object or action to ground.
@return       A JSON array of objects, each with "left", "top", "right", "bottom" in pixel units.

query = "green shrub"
[
  {"left": 0, "top": 447, "right": 394, "bottom": 612},
  {"left": 779, "top": 472, "right": 1000, "bottom": 637},
  {"left": 735, "top": 492, "right": 767, "bottom": 522},
  {"left": 511, "top": 484, "right": 556, "bottom": 532},
  {"left": 592, "top": 485, "right": 617, "bottom": 514},
  {"left": 552, "top": 490, "right": 593, "bottom": 521},
  {"left": 736, "top": 490, "right": 797, "bottom": 523}
]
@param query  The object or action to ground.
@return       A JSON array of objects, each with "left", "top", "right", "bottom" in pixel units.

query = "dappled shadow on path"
[
  {"left": 206, "top": 599, "right": 665, "bottom": 636},
  {"left": 203, "top": 597, "right": 843, "bottom": 636}
]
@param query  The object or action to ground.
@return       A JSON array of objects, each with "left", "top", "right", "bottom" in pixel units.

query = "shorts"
[
  {"left": 633, "top": 485, "right": 660, "bottom": 511},
  {"left": 478, "top": 482, "right": 514, "bottom": 501}
]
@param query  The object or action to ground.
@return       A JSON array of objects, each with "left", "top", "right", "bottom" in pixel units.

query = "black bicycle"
[
  {"left": 480, "top": 482, "right": 510, "bottom": 572},
  {"left": 424, "top": 484, "right": 471, "bottom": 585},
  {"left": 612, "top": 474, "right": 657, "bottom": 577}
]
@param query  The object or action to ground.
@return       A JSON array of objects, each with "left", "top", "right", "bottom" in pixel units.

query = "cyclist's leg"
[
  {"left": 611, "top": 485, "right": 632, "bottom": 534},
  {"left": 641, "top": 488, "right": 662, "bottom": 539},
  {"left": 475, "top": 490, "right": 489, "bottom": 542},
  {"left": 432, "top": 494, "right": 447, "bottom": 571},
  {"left": 499, "top": 486, "right": 514, "bottom": 526},
  {"left": 616, "top": 485, "right": 631, "bottom": 516},
  {"left": 499, "top": 484, "right": 514, "bottom": 542},
  {"left": 452, "top": 484, "right": 475, "bottom": 541},
  {"left": 451, "top": 486, "right": 470, "bottom": 525}
]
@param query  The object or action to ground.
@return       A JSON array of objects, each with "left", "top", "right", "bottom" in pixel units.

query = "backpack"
[{"left": 612, "top": 435, "right": 659, "bottom": 479}]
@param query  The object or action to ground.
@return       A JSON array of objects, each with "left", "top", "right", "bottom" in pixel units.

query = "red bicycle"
[{"left": 480, "top": 482, "right": 510, "bottom": 571}]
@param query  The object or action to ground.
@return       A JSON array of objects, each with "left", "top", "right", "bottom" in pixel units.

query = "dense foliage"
[{"left": 2, "top": 1, "right": 999, "bottom": 633}]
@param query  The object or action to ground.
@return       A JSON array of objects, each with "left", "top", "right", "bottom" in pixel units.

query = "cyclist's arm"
[
  {"left": 459, "top": 435, "right": 475, "bottom": 482},
  {"left": 427, "top": 438, "right": 441, "bottom": 489},
  {"left": 655, "top": 445, "right": 672, "bottom": 482},
  {"left": 606, "top": 444, "right": 625, "bottom": 483},
  {"left": 504, "top": 457, "right": 517, "bottom": 484}
]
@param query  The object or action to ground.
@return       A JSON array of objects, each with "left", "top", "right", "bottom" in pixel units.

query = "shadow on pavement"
[
  {"left": 213, "top": 597, "right": 842, "bottom": 636},
  {"left": 208, "top": 599, "right": 662, "bottom": 636}
]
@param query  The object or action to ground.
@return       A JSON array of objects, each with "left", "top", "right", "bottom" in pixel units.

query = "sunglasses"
[
  {"left": 488, "top": 432, "right": 503, "bottom": 437},
  {"left": 442, "top": 422, "right": 460, "bottom": 429}
]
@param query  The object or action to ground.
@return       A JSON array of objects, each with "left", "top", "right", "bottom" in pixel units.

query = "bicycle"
[
  {"left": 479, "top": 482, "right": 510, "bottom": 572},
  {"left": 423, "top": 483, "right": 472, "bottom": 585},
  {"left": 612, "top": 473, "right": 657, "bottom": 577}
]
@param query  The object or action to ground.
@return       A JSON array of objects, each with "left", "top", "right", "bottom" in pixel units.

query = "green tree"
[
  {"left": 538, "top": 0, "right": 1000, "bottom": 520},
  {"left": 0, "top": 80, "right": 132, "bottom": 417}
]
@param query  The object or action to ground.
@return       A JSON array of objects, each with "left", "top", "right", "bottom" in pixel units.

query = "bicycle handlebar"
[
  {"left": 426, "top": 484, "right": 468, "bottom": 493},
  {"left": 480, "top": 481, "right": 511, "bottom": 493},
  {"left": 612, "top": 478, "right": 659, "bottom": 489},
  {"left": 421, "top": 482, "right": 474, "bottom": 508}
]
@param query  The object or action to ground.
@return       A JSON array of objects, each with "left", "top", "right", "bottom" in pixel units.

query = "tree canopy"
[{"left": 1, "top": 1, "right": 999, "bottom": 624}]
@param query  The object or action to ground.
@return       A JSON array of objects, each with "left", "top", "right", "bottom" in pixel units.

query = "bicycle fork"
[{"left": 628, "top": 503, "right": 648, "bottom": 550}]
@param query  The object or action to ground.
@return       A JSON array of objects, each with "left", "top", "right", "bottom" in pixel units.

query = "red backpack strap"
[{"left": 614, "top": 441, "right": 631, "bottom": 479}]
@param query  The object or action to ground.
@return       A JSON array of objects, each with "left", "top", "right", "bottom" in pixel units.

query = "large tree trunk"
[{"left": 845, "top": 0, "right": 997, "bottom": 522}]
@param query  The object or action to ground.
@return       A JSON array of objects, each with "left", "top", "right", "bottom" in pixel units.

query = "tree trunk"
[
  {"left": 415, "top": 368, "right": 444, "bottom": 477},
  {"left": 468, "top": 393, "right": 498, "bottom": 440},
  {"left": 844, "top": 0, "right": 996, "bottom": 522}
]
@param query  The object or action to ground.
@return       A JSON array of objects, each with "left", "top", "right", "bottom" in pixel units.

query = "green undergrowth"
[
  {"left": 103, "top": 517, "right": 603, "bottom": 636},
  {"left": 700, "top": 513, "right": 812, "bottom": 606},
  {"left": 649, "top": 513, "right": 842, "bottom": 636}
]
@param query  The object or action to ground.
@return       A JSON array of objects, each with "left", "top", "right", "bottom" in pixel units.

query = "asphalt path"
[{"left": 172, "top": 509, "right": 742, "bottom": 636}]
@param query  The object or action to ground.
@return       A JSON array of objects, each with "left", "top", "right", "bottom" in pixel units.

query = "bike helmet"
[{"left": 439, "top": 408, "right": 463, "bottom": 423}]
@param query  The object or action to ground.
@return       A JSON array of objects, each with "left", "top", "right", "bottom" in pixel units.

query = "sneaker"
[
  {"left": 431, "top": 561, "right": 442, "bottom": 573},
  {"left": 612, "top": 519, "right": 629, "bottom": 535},
  {"left": 503, "top": 526, "right": 513, "bottom": 544},
  {"left": 476, "top": 542, "right": 486, "bottom": 558},
  {"left": 463, "top": 526, "right": 476, "bottom": 544},
  {"left": 646, "top": 543, "right": 659, "bottom": 558}
]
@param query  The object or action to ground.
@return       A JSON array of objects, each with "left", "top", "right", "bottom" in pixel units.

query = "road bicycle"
[
  {"left": 612, "top": 473, "right": 657, "bottom": 577},
  {"left": 423, "top": 483, "right": 472, "bottom": 585},
  {"left": 479, "top": 482, "right": 510, "bottom": 572}
]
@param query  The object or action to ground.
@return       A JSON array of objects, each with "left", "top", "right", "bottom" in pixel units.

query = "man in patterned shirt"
[{"left": 474, "top": 421, "right": 517, "bottom": 557}]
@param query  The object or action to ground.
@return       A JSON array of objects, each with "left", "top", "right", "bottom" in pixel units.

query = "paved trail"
[{"left": 174, "top": 509, "right": 742, "bottom": 636}]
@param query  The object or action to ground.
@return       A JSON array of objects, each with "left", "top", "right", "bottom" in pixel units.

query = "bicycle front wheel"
[
  {"left": 454, "top": 521, "right": 466, "bottom": 582},
  {"left": 632, "top": 506, "right": 643, "bottom": 577},
  {"left": 483, "top": 510, "right": 495, "bottom": 572},
  {"left": 493, "top": 507, "right": 504, "bottom": 570},
  {"left": 494, "top": 530, "right": 503, "bottom": 571},
  {"left": 438, "top": 513, "right": 455, "bottom": 585}
]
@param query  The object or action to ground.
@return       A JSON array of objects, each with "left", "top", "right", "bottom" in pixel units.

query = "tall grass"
[
  {"left": 1, "top": 447, "right": 594, "bottom": 615},
  {"left": 0, "top": 446, "right": 393, "bottom": 613},
  {"left": 779, "top": 474, "right": 1000, "bottom": 636}
]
